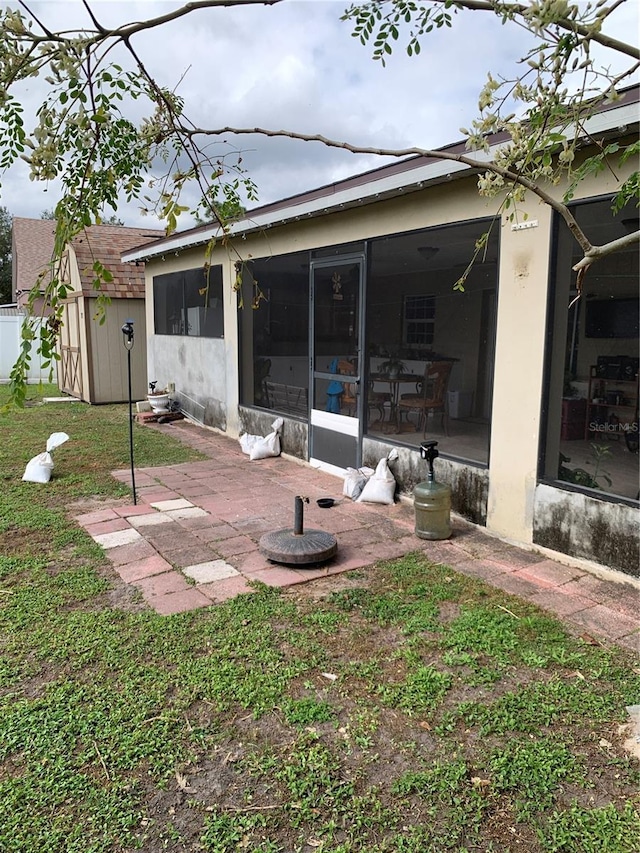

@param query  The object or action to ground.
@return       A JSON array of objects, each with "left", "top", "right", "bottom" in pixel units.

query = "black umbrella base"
[{"left": 259, "top": 528, "right": 338, "bottom": 567}]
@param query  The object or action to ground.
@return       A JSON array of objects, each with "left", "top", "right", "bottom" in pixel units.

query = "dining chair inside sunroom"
[
  {"left": 398, "top": 360, "right": 453, "bottom": 437},
  {"left": 338, "top": 359, "right": 358, "bottom": 415},
  {"left": 367, "top": 380, "right": 391, "bottom": 424}
]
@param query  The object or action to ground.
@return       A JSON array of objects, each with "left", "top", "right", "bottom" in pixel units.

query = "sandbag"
[
  {"left": 249, "top": 430, "right": 281, "bottom": 460},
  {"left": 356, "top": 450, "right": 398, "bottom": 505},
  {"left": 239, "top": 432, "right": 261, "bottom": 455},
  {"left": 239, "top": 418, "right": 284, "bottom": 461},
  {"left": 343, "top": 466, "right": 374, "bottom": 500},
  {"left": 22, "top": 432, "right": 70, "bottom": 484}
]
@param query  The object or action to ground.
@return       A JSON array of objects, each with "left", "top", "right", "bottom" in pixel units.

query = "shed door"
[{"left": 59, "top": 297, "right": 83, "bottom": 399}]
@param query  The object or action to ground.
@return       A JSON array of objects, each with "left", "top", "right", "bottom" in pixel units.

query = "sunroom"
[
  {"left": 238, "top": 216, "right": 498, "bottom": 475},
  {"left": 123, "top": 87, "right": 639, "bottom": 576}
]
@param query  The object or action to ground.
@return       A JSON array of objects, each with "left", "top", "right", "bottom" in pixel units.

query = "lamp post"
[{"left": 121, "top": 319, "right": 137, "bottom": 505}]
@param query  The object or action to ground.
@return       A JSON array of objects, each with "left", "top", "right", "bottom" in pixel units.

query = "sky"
[{"left": 1, "top": 0, "right": 638, "bottom": 229}]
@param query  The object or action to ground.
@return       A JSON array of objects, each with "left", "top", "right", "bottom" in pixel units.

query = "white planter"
[{"left": 147, "top": 393, "right": 170, "bottom": 414}]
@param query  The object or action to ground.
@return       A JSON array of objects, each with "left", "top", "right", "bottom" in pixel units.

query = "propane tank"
[{"left": 414, "top": 440, "right": 451, "bottom": 540}]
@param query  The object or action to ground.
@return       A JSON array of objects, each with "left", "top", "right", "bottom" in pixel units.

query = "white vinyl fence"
[{"left": 0, "top": 311, "right": 58, "bottom": 384}]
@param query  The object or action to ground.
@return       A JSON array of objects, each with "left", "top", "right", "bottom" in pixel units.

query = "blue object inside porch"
[{"left": 326, "top": 357, "right": 344, "bottom": 413}]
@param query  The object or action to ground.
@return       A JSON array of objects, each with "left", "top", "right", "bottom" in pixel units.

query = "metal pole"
[
  {"left": 122, "top": 319, "right": 137, "bottom": 505},
  {"left": 294, "top": 496, "right": 304, "bottom": 535},
  {"left": 127, "top": 345, "right": 137, "bottom": 504}
]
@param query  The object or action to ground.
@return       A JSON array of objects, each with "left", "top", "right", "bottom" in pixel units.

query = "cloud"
[{"left": 1, "top": 0, "right": 637, "bottom": 228}]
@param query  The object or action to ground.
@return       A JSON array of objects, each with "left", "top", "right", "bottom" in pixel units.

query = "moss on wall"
[{"left": 533, "top": 484, "right": 639, "bottom": 577}]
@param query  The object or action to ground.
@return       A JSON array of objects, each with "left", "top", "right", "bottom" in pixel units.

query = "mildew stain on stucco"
[
  {"left": 204, "top": 399, "right": 226, "bottom": 431},
  {"left": 449, "top": 466, "right": 488, "bottom": 526},
  {"left": 533, "top": 485, "right": 639, "bottom": 577}
]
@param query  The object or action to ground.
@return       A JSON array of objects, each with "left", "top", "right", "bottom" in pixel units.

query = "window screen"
[{"left": 153, "top": 266, "right": 223, "bottom": 337}]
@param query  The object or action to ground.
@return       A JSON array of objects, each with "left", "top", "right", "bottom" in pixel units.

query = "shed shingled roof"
[
  {"left": 71, "top": 224, "right": 164, "bottom": 298},
  {"left": 12, "top": 218, "right": 56, "bottom": 296}
]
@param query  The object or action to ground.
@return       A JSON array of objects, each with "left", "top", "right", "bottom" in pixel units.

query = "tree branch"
[
  {"left": 422, "top": 0, "right": 639, "bottom": 60},
  {"left": 81, "top": 0, "right": 107, "bottom": 35},
  {"left": 17, "top": 0, "right": 639, "bottom": 64},
  {"left": 120, "top": 35, "right": 227, "bottom": 232},
  {"left": 17, "top": 0, "right": 56, "bottom": 39},
  {"left": 108, "top": 0, "right": 284, "bottom": 41},
  {"left": 19, "top": 0, "right": 285, "bottom": 46},
  {"left": 180, "top": 123, "right": 597, "bottom": 253},
  {"left": 573, "top": 230, "right": 640, "bottom": 270}
]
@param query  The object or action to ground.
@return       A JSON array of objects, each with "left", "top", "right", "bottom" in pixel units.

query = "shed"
[{"left": 57, "top": 224, "right": 163, "bottom": 403}]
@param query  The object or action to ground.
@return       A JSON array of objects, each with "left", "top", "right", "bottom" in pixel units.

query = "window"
[
  {"left": 153, "top": 266, "right": 223, "bottom": 337},
  {"left": 541, "top": 197, "right": 639, "bottom": 502},
  {"left": 367, "top": 220, "right": 499, "bottom": 465},
  {"left": 403, "top": 294, "right": 435, "bottom": 346},
  {"left": 238, "top": 251, "right": 310, "bottom": 413}
]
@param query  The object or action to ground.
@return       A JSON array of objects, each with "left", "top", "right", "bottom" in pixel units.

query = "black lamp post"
[{"left": 121, "top": 319, "right": 137, "bottom": 505}]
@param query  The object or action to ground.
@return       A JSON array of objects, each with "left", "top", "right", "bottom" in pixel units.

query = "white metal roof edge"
[{"left": 122, "top": 100, "right": 638, "bottom": 263}]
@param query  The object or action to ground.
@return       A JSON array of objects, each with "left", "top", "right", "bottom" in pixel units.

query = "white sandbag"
[
  {"left": 22, "top": 452, "right": 55, "bottom": 483},
  {"left": 22, "top": 432, "right": 70, "bottom": 484},
  {"left": 239, "top": 432, "right": 261, "bottom": 455},
  {"left": 240, "top": 417, "right": 284, "bottom": 458},
  {"left": 249, "top": 431, "right": 281, "bottom": 460},
  {"left": 356, "top": 453, "right": 397, "bottom": 505},
  {"left": 343, "top": 466, "right": 374, "bottom": 500}
]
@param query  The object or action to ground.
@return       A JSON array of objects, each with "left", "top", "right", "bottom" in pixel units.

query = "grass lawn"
[{"left": 0, "top": 384, "right": 638, "bottom": 852}]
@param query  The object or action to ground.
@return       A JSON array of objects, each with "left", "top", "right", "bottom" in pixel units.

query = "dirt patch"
[
  {"left": 286, "top": 568, "right": 375, "bottom": 601},
  {"left": 0, "top": 526, "right": 54, "bottom": 560}
]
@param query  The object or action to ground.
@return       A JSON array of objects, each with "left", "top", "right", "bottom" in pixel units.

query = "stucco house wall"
[{"left": 143, "top": 251, "right": 230, "bottom": 426}]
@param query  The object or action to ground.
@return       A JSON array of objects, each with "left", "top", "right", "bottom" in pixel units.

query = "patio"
[{"left": 74, "top": 419, "right": 639, "bottom": 652}]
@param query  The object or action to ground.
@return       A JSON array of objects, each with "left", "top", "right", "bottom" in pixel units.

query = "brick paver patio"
[{"left": 74, "top": 420, "right": 640, "bottom": 652}]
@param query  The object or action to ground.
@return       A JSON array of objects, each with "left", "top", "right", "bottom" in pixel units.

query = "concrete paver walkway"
[{"left": 75, "top": 420, "right": 639, "bottom": 652}]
